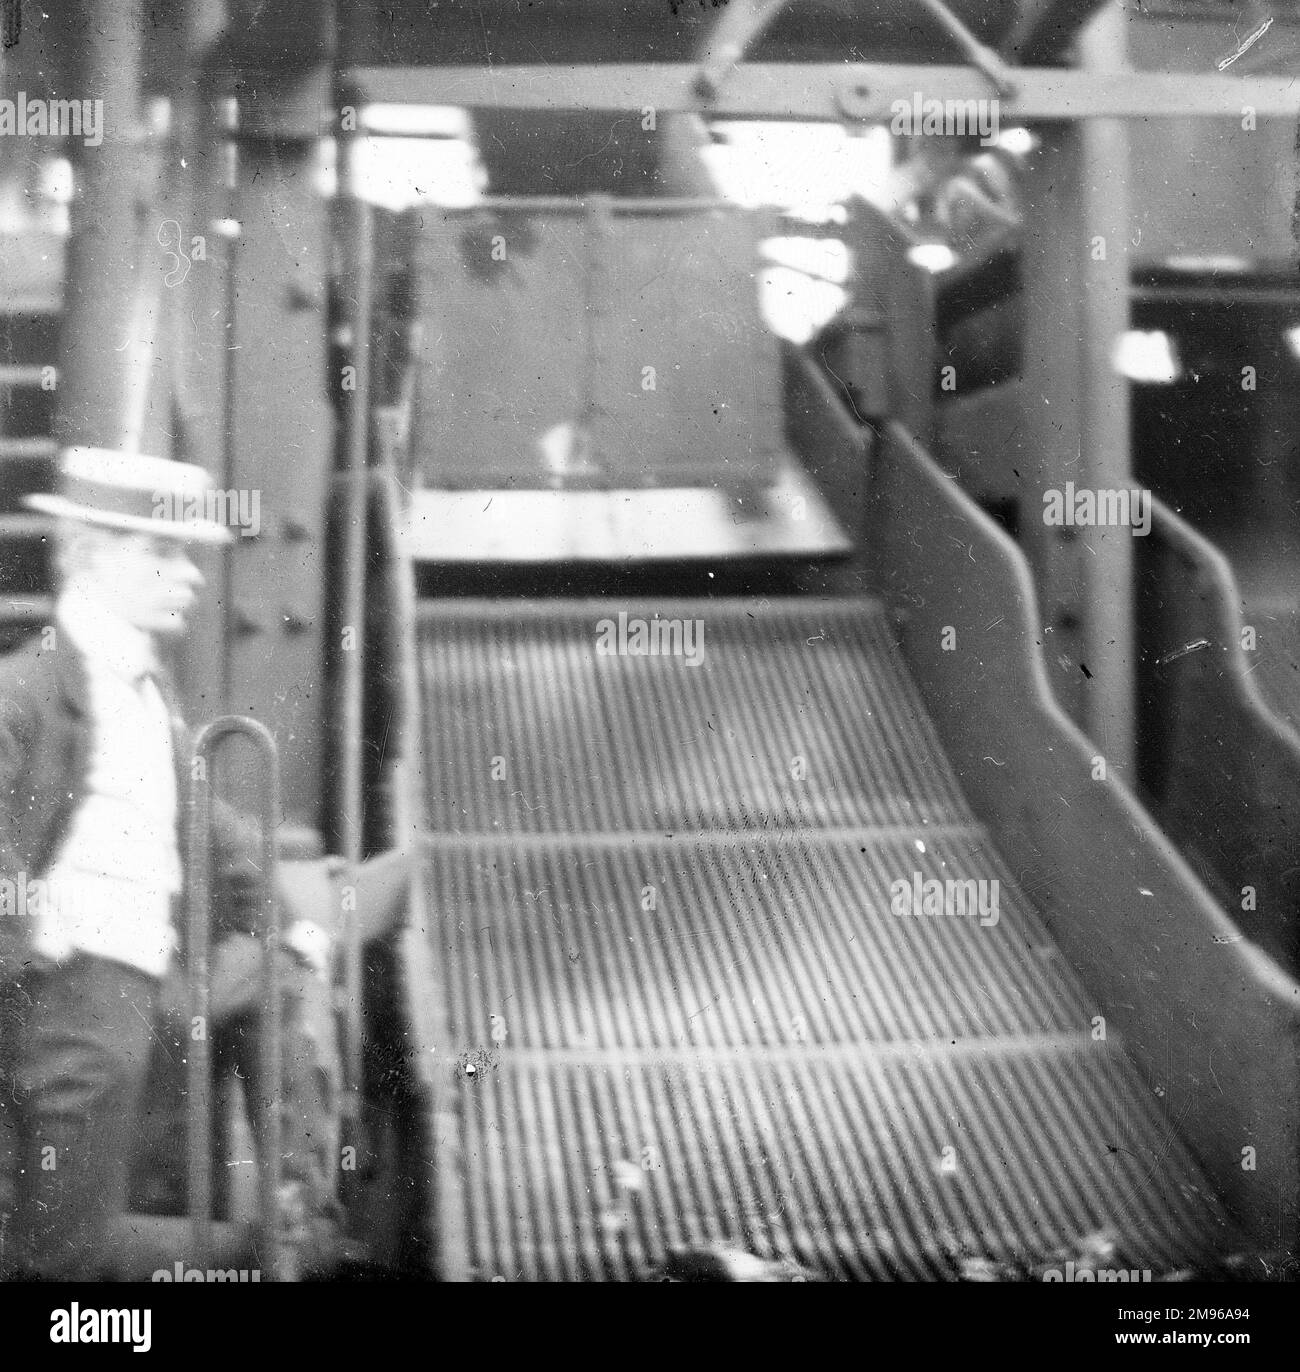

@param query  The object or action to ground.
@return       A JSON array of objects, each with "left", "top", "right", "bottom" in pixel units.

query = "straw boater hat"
[{"left": 25, "top": 446, "right": 234, "bottom": 545}]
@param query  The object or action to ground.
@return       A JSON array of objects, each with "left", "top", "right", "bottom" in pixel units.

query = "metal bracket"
[
  {"left": 915, "top": 0, "right": 1018, "bottom": 98},
  {"left": 692, "top": 0, "right": 791, "bottom": 104}
]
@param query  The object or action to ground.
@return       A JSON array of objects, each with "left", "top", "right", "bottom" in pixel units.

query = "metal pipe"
[
  {"left": 185, "top": 747, "right": 214, "bottom": 1275},
  {"left": 188, "top": 716, "right": 284, "bottom": 1280},
  {"left": 334, "top": 77, "right": 375, "bottom": 1210}
]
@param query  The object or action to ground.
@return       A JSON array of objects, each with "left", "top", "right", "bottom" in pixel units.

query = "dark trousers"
[
  {"left": 1, "top": 954, "right": 158, "bottom": 1280},
  {"left": 130, "top": 946, "right": 339, "bottom": 1224},
  {"left": 0, "top": 945, "right": 338, "bottom": 1279}
]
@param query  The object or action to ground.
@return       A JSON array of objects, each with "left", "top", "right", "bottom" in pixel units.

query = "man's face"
[{"left": 83, "top": 529, "right": 206, "bottom": 637}]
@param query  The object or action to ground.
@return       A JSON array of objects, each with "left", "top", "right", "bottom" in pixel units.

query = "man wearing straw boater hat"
[
  {"left": 0, "top": 448, "right": 410, "bottom": 1279},
  {"left": 0, "top": 447, "right": 273, "bottom": 1279}
]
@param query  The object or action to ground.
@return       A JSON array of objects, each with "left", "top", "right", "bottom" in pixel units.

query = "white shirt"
[{"left": 35, "top": 592, "right": 183, "bottom": 977}]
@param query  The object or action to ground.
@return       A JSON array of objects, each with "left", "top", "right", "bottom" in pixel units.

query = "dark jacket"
[{"left": 0, "top": 629, "right": 261, "bottom": 988}]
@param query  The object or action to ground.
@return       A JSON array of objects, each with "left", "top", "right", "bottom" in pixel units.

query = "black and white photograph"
[{"left": 0, "top": 0, "right": 1297, "bottom": 1343}]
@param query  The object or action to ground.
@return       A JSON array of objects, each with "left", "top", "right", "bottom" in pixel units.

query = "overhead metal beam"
[{"left": 349, "top": 62, "right": 1300, "bottom": 122}]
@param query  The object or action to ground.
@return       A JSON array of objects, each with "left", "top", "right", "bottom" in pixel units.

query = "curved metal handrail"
[{"left": 187, "top": 715, "right": 283, "bottom": 1280}]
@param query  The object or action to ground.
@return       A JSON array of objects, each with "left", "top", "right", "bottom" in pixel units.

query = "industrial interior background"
[{"left": 2, "top": 0, "right": 1300, "bottom": 1281}]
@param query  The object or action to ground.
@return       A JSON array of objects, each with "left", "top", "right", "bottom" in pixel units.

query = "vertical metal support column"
[
  {"left": 842, "top": 201, "right": 937, "bottom": 445},
  {"left": 1019, "top": 10, "right": 1134, "bottom": 774},
  {"left": 55, "top": 0, "right": 146, "bottom": 450},
  {"left": 226, "top": 74, "right": 332, "bottom": 828},
  {"left": 167, "top": 5, "right": 236, "bottom": 728}
]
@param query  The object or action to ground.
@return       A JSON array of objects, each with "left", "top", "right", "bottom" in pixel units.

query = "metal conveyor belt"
[{"left": 410, "top": 597, "right": 1234, "bottom": 1280}]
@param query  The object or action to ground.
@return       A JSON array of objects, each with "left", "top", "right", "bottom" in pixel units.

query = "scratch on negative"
[
  {"left": 1218, "top": 17, "right": 1273, "bottom": 70},
  {"left": 1157, "top": 638, "right": 1209, "bottom": 666}
]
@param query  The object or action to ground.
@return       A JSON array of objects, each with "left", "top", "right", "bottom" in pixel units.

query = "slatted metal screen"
[{"left": 411, "top": 598, "right": 1234, "bottom": 1280}]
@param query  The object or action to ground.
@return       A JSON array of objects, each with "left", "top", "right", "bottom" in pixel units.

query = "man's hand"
[
  {"left": 284, "top": 920, "right": 331, "bottom": 978},
  {"left": 275, "top": 848, "right": 414, "bottom": 946}
]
